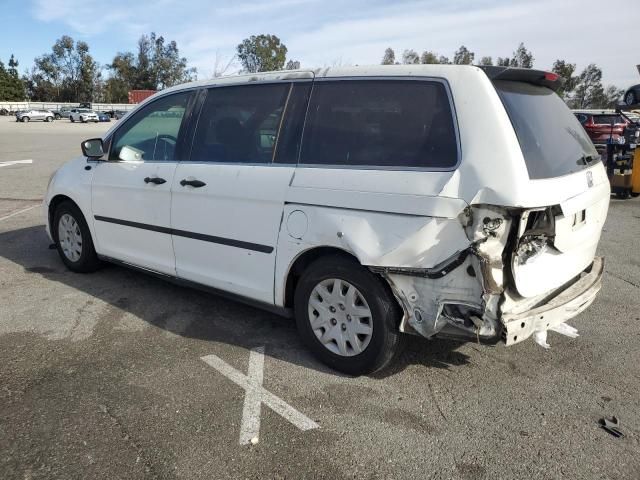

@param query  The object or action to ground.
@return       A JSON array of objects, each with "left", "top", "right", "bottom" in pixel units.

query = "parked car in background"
[
  {"left": 52, "top": 108, "right": 73, "bottom": 120},
  {"left": 97, "top": 112, "right": 111, "bottom": 122},
  {"left": 15, "top": 109, "right": 54, "bottom": 122},
  {"left": 113, "top": 110, "right": 128, "bottom": 120},
  {"left": 45, "top": 65, "right": 609, "bottom": 374},
  {"left": 573, "top": 110, "right": 629, "bottom": 146},
  {"left": 69, "top": 109, "right": 99, "bottom": 123},
  {"left": 623, "top": 84, "right": 640, "bottom": 106}
]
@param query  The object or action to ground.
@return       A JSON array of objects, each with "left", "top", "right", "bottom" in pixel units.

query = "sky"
[{"left": 1, "top": 0, "right": 639, "bottom": 88}]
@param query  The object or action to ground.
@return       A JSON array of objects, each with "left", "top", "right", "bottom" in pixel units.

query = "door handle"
[
  {"left": 144, "top": 176, "right": 166, "bottom": 184},
  {"left": 180, "top": 179, "right": 206, "bottom": 188}
]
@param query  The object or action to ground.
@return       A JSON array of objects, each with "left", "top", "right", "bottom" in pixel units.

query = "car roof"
[{"left": 159, "top": 64, "right": 540, "bottom": 96}]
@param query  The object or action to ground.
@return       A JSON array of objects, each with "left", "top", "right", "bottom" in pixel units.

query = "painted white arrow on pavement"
[
  {"left": 201, "top": 346, "right": 319, "bottom": 445},
  {"left": 0, "top": 159, "right": 33, "bottom": 168}
]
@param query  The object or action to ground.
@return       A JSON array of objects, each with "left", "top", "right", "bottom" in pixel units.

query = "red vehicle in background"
[
  {"left": 574, "top": 110, "right": 629, "bottom": 147},
  {"left": 128, "top": 90, "right": 156, "bottom": 104}
]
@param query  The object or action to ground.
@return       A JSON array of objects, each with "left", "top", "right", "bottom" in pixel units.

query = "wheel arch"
[
  {"left": 283, "top": 246, "right": 359, "bottom": 309},
  {"left": 49, "top": 195, "right": 83, "bottom": 241}
]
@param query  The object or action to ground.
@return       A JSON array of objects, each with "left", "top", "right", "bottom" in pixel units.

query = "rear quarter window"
[{"left": 300, "top": 79, "right": 458, "bottom": 169}]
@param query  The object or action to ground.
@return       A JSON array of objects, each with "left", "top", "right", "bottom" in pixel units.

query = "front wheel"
[
  {"left": 46, "top": 116, "right": 53, "bottom": 122},
  {"left": 53, "top": 201, "right": 101, "bottom": 273},
  {"left": 70, "top": 117, "right": 75, "bottom": 123},
  {"left": 21, "top": 116, "right": 29, "bottom": 123},
  {"left": 54, "top": 113, "right": 61, "bottom": 120},
  {"left": 294, "top": 255, "right": 404, "bottom": 375}
]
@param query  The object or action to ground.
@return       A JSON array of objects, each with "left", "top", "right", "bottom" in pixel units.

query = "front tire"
[
  {"left": 21, "top": 116, "right": 29, "bottom": 123},
  {"left": 70, "top": 117, "right": 75, "bottom": 123},
  {"left": 46, "top": 116, "right": 53, "bottom": 122},
  {"left": 53, "top": 201, "right": 101, "bottom": 273},
  {"left": 294, "top": 255, "right": 404, "bottom": 375}
]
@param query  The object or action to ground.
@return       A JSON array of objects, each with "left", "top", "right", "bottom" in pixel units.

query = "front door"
[
  {"left": 91, "top": 90, "right": 194, "bottom": 275},
  {"left": 171, "top": 81, "right": 310, "bottom": 303}
]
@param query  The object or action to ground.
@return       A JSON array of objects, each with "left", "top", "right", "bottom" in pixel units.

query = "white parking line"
[
  {"left": 0, "top": 159, "right": 33, "bottom": 168},
  {"left": 0, "top": 204, "right": 40, "bottom": 222},
  {"left": 201, "top": 346, "right": 319, "bottom": 445}
]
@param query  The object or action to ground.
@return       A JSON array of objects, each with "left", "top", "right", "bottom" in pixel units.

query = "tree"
[
  {"left": 479, "top": 56, "right": 493, "bottom": 66},
  {"left": 496, "top": 57, "right": 511, "bottom": 67},
  {"left": 402, "top": 49, "right": 420, "bottom": 65},
  {"left": 285, "top": 59, "right": 301, "bottom": 70},
  {"left": 552, "top": 59, "right": 579, "bottom": 101},
  {"left": 26, "top": 36, "right": 99, "bottom": 102},
  {"left": 107, "top": 32, "right": 196, "bottom": 102},
  {"left": 0, "top": 54, "right": 25, "bottom": 100},
  {"left": 453, "top": 45, "right": 474, "bottom": 65},
  {"left": 572, "top": 63, "right": 605, "bottom": 109},
  {"left": 381, "top": 48, "right": 396, "bottom": 65},
  {"left": 510, "top": 42, "right": 534, "bottom": 68},
  {"left": 212, "top": 51, "right": 237, "bottom": 78},
  {"left": 237, "top": 34, "right": 287, "bottom": 73},
  {"left": 438, "top": 55, "right": 451, "bottom": 65},
  {"left": 420, "top": 51, "right": 440, "bottom": 64}
]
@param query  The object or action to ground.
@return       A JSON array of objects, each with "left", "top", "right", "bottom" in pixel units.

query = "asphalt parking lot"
[{"left": 1, "top": 117, "right": 640, "bottom": 480}]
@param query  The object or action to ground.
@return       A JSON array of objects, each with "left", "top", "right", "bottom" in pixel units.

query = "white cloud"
[{"left": 28, "top": 0, "right": 640, "bottom": 86}]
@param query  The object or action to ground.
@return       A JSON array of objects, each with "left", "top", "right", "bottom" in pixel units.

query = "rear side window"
[
  {"left": 300, "top": 80, "right": 458, "bottom": 169},
  {"left": 190, "top": 83, "right": 290, "bottom": 164},
  {"left": 592, "top": 114, "right": 625, "bottom": 125},
  {"left": 495, "top": 81, "right": 599, "bottom": 179}
]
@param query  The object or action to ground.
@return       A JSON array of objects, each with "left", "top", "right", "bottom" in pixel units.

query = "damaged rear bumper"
[{"left": 501, "top": 256, "right": 604, "bottom": 346}]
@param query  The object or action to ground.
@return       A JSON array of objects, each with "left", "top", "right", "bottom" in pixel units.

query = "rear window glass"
[
  {"left": 495, "top": 81, "right": 599, "bottom": 179},
  {"left": 592, "top": 115, "right": 625, "bottom": 125},
  {"left": 300, "top": 80, "right": 458, "bottom": 169}
]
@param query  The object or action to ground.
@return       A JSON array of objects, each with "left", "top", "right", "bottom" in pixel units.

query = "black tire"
[
  {"left": 46, "top": 116, "right": 53, "bottom": 122},
  {"left": 631, "top": 192, "right": 640, "bottom": 198},
  {"left": 54, "top": 113, "right": 61, "bottom": 120},
  {"left": 70, "top": 117, "right": 75, "bottom": 123},
  {"left": 22, "top": 116, "right": 29, "bottom": 123},
  {"left": 616, "top": 190, "right": 631, "bottom": 199},
  {"left": 625, "top": 91, "right": 637, "bottom": 106},
  {"left": 294, "top": 255, "right": 405, "bottom": 375},
  {"left": 53, "top": 201, "right": 101, "bottom": 273}
]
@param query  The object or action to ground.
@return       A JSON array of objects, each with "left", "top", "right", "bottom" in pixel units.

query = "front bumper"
[{"left": 502, "top": 256, "right": 604, "bottom": 346}]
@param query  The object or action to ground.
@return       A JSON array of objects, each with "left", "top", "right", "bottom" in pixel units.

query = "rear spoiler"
[{"left": 479, "top": 66, "right": 564, "bottom": 92}]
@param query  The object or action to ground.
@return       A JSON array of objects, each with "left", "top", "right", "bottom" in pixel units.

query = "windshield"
[{"left": 495, "top": 80, "right": 599, "bottom": 179}]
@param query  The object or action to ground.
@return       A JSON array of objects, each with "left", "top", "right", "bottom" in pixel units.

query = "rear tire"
[
  {"left": 22, "top": 116, "right": 29, "bottom": 122},
  {"left": 294, "top": 255, "right": 405, "bottom": 375},
  {"left": 54, "top": 113, "right": 61, "bottom": 120},
  {"left": 70, "top": 117, "right": 75, "bottom": 123},
  {"left": 46, "top": 116, "right": 53, "bottom": 122},
  {"left": 53, "top": 201, "right": 101, "bottom": 273},
  {"left": 625, "top": 91, "right": 637, "bottom": 106}
]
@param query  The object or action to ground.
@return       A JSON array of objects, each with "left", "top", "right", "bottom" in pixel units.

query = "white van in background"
[{"left": 44, "top": 65, "right": 609, "bottom": 374}]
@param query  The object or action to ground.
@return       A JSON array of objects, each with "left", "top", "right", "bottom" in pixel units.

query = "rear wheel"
[
  {"left": 46, "top": 116, "right": 53, "bottom": 122},
  {"left": 625, "top": 91, "right": 637, "bottom": 106},
  {"left": 53, "top": 201, "right": 101, "bottom": 273},
  {"left": 70, "top": 117, "right": 75, "bottom": 123},
  {"left": 21, "top": 116, "right": 29, "bottom": 123},
  {"left": 294, "top": 255, "right": 404, "bottom": 375},
  {"left": 54, "top": 113, "right": 61, "bottom": 120}
]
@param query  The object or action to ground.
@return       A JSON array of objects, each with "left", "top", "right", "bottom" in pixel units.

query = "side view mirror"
[{"left": 81, "top": 138, "right": 105, "bottom": 159}]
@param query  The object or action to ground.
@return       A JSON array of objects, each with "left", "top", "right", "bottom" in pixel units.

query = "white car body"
[
  {"left": 69, "top": 109, "right": 99, "bottom": 123},
  {"left": 44, "top": 65, "right": 609, "bottom": 351}
]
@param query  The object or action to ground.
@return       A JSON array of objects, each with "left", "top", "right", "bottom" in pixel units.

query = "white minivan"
[{"left": 44, "top": 65, "right": 609, "bottom": 374}]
